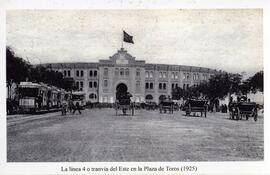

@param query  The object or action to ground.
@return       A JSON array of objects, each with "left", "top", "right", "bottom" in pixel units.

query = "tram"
[
  {"left": 18, "top": 81, "right": 68, "bottom": 113},
  {"left": 18, "top": 82, "right": 48, "bottom": 113}
]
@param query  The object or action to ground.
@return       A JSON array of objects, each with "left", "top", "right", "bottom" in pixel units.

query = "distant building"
[{"left": 42, "top": 48, "right": 218, "bottom": 103}]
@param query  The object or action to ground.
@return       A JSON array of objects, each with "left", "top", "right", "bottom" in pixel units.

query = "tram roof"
[{"left": 19, "top": 82, "right": 41, "bottom": 88}]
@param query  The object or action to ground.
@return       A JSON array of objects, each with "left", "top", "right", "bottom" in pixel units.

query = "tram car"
[
  {"left": 115, "top": 92, "right": 134, "bottom": 116},
  {"left": 18, "top": 82, "right": 48, "bottom": 113},
  {"left": 71, "top": 91, "right": 86, "bottom": 109},
  {"left": 184, "top": 98, "right": 208, "bottom": 117},
  {"left": 230, "top": 102, "right": 258, "bottom": 121},
  {"left": 159, "top": 99, "right": 174, "bottom": 114}
]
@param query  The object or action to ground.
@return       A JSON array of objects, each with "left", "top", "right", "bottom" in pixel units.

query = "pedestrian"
[
  {"left": 68, "top": 99, "right": 74, "bottom": 113},
  {"left": 73, "top": 101, "right": 82, "bottom": 114},
  {"left": 61, "top": 98, "right": 68, "bottom": 116}
]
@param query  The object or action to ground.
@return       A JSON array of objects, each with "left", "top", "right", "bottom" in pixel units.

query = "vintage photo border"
[{"left": 0, "top": 0, "right": 269, "bottom": 174}]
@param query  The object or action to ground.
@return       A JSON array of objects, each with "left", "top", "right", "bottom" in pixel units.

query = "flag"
[{"left": 123, "top": 31, "right": 134, "bottom": 44}]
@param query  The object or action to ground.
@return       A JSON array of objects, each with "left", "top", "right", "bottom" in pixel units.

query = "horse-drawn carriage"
[
  {"left": 115, "top": 92, "right": 134, "bottom": 116},
  {"left": 229, "top": 102, "right": 258, "bottom": 121},
  {"left": 159, "top": 99, "right": 174, "bottom": 114},
  {"left": 184, "top": 99, "right": 208, "bottom": 117},
  {"left": 145, "top": 102, "right": 158, "bottom": 110}
]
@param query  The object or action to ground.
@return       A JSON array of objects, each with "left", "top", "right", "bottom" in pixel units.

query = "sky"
[{"left": 6, "top": 9, "right": 263, "bottom": 76}]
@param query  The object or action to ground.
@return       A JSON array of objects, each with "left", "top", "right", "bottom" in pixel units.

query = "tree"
[
  {"left": 6, "top": 47, "right": 32, "bottom": 83},
  {"left": 247, "top": 71, "right": 263, "bottom": 93},
  {"left": 6, "top": 46, "right": 76, "bottom": 91}
]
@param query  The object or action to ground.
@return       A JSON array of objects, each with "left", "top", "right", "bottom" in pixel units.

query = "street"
[{"left": 7, "top": 108, "right": 264, "bottom": 162}]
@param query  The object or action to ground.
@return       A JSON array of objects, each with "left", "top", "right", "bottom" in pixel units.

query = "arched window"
[
  {"left": 76, "top": 81, "right": 79, "bottom": 89},
  {"left": 145, "top": 71, "right": 149, "bottom": 78},
  {"left": 93, "top": 81, "right": 97, "bottom": 88},
  {"left": 145, "top": 83, "right": 149, "bottom": 89},
  {"left": 104, "top": 68, "right": 108, "bottom": 76},
  {"left": 89, "top": 93, "right": 97, "bottom": 99},
  {"left": 175, "top": 72, "right": 178, "bottom": 79},
  {"left": 94, "top": 70, "right": 97, "bottom": 77},
  {"left": 136, "top": 81, "right": 140, "bottom": 90},
  {"left": 159, "top": 95, "right": 166, "bottom": 101},
  {"left": 145, "top": 94, "right": 153, "bottom": 101},
  {"left": 163, "top": 83, "right": 166, "bottom": 89},
  {"left": 81, "top": 70, "right": 84, "bottom": 77},
  {"left": 150, "top": 82, "right": 153, "bottom": 89},
  {"left": 120, "top": 68, "right": 124, "bottom": 76},
  {"left": 163, "top": 72, "right": 167, "bottom": 78},
  {"left": 171, "top": 72, "right": 174, "bottom": 79},
  {"left": 125, "top": 68, "right": 129, "bottom": 76},
  {"left": 150, "top": 71, "right": 153, "bottom": 78},
  {"left": 159, "top": 72, "right": 162, "bottom": 78},
  {"left": 115, "top": 68, "right": 119, "bottom": 76},
  {"left": 172, "top": 83, "right": 174, "bottom": 89},
  {"left": 89, "top": 81, "right": 93, "bottom": 88},
  {"left": 159, "top": 83, "right": 162, "bottom": 89},
  {"left": 89, "top": 70, "right": 93, "bottom": 77},
  {"left": 136, "top": 68, "right": 140, "bottom": 77},
  {"left": 64, "top": 70, "right": 67, "bottom": 76},
  {"left": 104, "top": 80, "right": 108, "bottom": 87}
]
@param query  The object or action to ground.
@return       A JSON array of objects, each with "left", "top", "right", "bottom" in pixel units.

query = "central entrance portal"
[{"left": 116, "top": 83, "right": 128, "bottom": 100}]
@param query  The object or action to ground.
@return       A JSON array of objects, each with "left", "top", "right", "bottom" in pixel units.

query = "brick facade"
[{"left": 42, "top": 48, "right": 218, "bottom": 103}]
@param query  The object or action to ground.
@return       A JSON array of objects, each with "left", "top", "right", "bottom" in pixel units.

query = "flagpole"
[{"left": 121, "top": 30, "right": 124, "bottom": 49}]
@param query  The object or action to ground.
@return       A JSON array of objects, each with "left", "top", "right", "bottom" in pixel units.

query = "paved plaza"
[{"left": 7, "top": 109, "right": 264, "bottom": 162}]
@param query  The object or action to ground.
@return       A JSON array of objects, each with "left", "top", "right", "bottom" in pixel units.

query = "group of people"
[{"left": 61, "top": 98, "right": 82, "bottom": 115}]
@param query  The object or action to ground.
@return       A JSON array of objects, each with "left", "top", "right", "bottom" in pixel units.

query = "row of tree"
[
  {"left": 172, "top": 71, "right": 263, "bottom": 101},
  {"left": 6, "top": 47, "right": 76, "bottom": 91}
]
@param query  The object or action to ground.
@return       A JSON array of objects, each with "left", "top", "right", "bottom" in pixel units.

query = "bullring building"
[{"left": 42, "top": 48, "right": 218, "bottom": 104}]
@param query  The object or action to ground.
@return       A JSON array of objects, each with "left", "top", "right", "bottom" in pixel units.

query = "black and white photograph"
[{"left": 1, "top": 1, "right": 269, "bottom": 174}]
